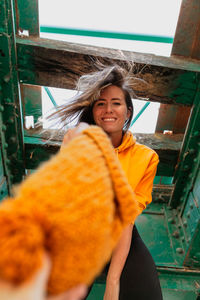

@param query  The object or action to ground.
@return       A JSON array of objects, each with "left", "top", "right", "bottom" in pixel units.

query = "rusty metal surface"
[
  {"left": 156, "top": 104, "right": 191, "bottom": 134},
  {"left": 172, "top": 0, "right": 200, "bottom": 59},
  {"left": 14, "top": 0, "right": 39, "bottom": 36}
]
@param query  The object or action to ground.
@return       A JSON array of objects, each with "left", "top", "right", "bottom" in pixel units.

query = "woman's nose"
[{"left": 105, "top": 103, "right": 113, "bottom": 113}]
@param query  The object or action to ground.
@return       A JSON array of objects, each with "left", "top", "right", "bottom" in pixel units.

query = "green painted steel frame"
[
  {"left": 0, "top": 0, "right": 25, "bottom": 187},
  {"left": 14, "top": 0, "right": 39, "bottom": 36},
  {"left": 170, "top": 78, "right": 200, "bottom": 209},
  {"left": 14, "top": 0, "right": 42, "bottom": 131},
  {"left": 40, "top": 26, "right": 174, "bottom": 44}
]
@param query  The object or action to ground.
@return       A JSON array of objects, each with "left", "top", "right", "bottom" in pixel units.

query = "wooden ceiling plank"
[{"left": 16, "top": 37, "right": 200, "bottom": 106}]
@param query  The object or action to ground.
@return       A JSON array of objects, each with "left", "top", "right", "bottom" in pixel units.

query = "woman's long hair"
[{"left": 46, "top": 65, "right": 136, "bottom": 131}]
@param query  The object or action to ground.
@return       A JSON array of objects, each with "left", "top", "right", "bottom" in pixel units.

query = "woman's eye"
[{"left": 96, "top": 102, "right": 104, "bottom": 106}]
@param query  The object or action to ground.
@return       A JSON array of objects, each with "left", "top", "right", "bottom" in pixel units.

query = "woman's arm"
[{"left": 104, "top": 224, "right": 133, "bottom": 300}]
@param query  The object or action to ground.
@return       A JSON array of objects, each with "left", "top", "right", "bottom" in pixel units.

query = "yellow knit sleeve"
[{"left": 0, "top": 200, "right": 44, "bottom": 284}]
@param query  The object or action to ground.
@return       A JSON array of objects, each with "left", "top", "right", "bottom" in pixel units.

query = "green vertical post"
[
  {"left": 170, "top": 77, "right": 200, "bottom": 209},
  {"left": 0, "top": 0, "right": 25, "bottom": 190},
  {"left": 15, "top": 0, "right": 42, "bottom": 130}
]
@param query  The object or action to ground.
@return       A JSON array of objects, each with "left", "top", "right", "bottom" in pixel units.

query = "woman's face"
[{"left": 92, "top": 85, "right": 130, "bottom": 137}]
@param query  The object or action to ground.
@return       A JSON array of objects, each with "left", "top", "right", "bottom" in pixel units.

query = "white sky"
[
  {"left": 39, "top": 0, "right": 182, "bottom": 56},
  {"left": 38, "top": 1, "right": 182, "bottom": 133},
  {"left": 39, "top": 0, "right": 182, "bottom": 36}
]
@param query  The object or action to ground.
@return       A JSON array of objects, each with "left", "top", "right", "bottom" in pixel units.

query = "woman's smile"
[{"left": 102, "top": 117, "right": 117, "bottom": 122}]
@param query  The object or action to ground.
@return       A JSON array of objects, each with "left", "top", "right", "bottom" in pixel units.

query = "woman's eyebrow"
[{"left": 97, "top": 98, "right": 122, "bottom": 101}]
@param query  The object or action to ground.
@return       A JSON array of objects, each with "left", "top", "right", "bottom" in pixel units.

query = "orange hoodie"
[{"left": 115, "top": 131, "right": 159, "bottom": 213}]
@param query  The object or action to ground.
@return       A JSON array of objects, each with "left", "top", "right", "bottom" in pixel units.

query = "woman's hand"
[
  {"left": 62, "top": 123, "right": 89, "bottom": 147},
  {"left": 103, "top": 280, "right": 119, "bottom": 300},
  {"left": 0, "top": 253, "right": 51, "bottom": 300}
]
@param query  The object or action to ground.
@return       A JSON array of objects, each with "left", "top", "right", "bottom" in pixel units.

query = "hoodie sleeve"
[{"left": 134, "top": 152, "right": 159, "bottom": 212}]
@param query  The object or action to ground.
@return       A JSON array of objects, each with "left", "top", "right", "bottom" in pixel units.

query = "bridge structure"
[{"left": 0, "top": 0, "right": 200, "bottom": 298}]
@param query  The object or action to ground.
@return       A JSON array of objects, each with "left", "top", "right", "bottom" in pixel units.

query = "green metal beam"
[
  {"left": 170, "top": 77, "right": 200, "bottom": 208},
  {"left": 0, "top": 0, "right": 25, "bottom": 188},
  {"left": 44, "top": 87, "right": 58, "bottom": 109},
  {"left": 40, "top": 26, "right": 174, "bottom": 44},
  {"left": 130, "top": 101, "right": 150, "bottom": 127},
  {"left": 21, "top": 84, "right": 42, "bottom": 124},
  {"left": 14, "top": 0, "right": 39, "bottom": 36}
]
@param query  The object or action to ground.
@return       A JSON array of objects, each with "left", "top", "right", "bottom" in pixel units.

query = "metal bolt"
[
  {"left": 176, "top": 248, "right": 184, "bottom": 254},
  {"left": 9, "top": 136, "right": 16, "bottom": 143},
  {"left": 0, "top": 105, "right": 4, "bottom": 112},
  {"left": 183, "top": 165, "right": 189, "bottom": 171},
  {"left": 168, "top": 217, "right": 172, "bottom": 223},
  {"left": 4, "top": 143, "right": 8, "bottom": 148},
  {"left": 189, "top": 149, "right": 196, "bottom": 155},
  {"left": 186, "top": 212, "right": 190, "bottom": 218},
  {"left": 193, "top": 131, "right": 200, "bottom": 137},
  {"left": 4, "top": 98, "right": 12, "bottom": 103},
  {"left": 183, "top": 220, "right": 187, "bottom": 227},
  {"left": 2, "top": 124, "right": 6, "bottom": 131},
  {"left": 3, "top": 74, "right": 10, "bottom": 83},
  {"left": 194, "top": 252, "right": 200, "bottom": 260},
  {"left": 7, "top": 117, "right": 14, "bottom": 124},
  {"left": 172, "top": 231, "right": 180, "bottom": 238}
]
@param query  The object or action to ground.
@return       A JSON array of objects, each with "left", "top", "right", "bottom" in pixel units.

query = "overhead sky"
[
  {"left": 39, "top": 0, "right": 182, "bottom": 36},
  {"left": 39, "top": 0, "right": 182, "bottom": 56}
]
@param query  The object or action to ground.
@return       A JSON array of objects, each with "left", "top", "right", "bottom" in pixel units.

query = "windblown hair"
[{"left": 46, "top": 65, "right": 136, "bottom": 131}]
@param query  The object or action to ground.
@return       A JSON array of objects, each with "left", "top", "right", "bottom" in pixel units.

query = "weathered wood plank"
[
  {"left": 172, "top": 0, "right": 200, "bottom": 59},
  {"left": 24, "top": 131, "right": 183, "bottom": 176},
  {"left": 16, "top": 37, "right": 200, "bottom": 105},
  {"left": 152, "top": 185, "right": 174, "bottom": 203}
]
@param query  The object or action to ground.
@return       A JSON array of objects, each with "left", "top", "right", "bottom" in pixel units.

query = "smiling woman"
[{"left": 47, "top": 65, "right": 162, "bottom": 300}]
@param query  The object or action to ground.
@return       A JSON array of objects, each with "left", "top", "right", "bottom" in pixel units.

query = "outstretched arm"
[{"left": 104, "top": 224, "right": 133, "bottom": 300}]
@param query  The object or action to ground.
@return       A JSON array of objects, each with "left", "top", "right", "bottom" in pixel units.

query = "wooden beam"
[
  {"left": 152, "top": 185, "right": 174, "bottom": 203},
  {"left": 172, "top": 0, "right": 200, "bottom": 59},
  {"left": 24, "top": 131, "right": 183, "bottom": 176},
  {"left": 16, "top": 37, "right": 200, "bottom": 106}
]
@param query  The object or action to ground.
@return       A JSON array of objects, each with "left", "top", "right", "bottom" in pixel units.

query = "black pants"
[{"left": 83, "top": 226, "right": 163, "bottom": 300}]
